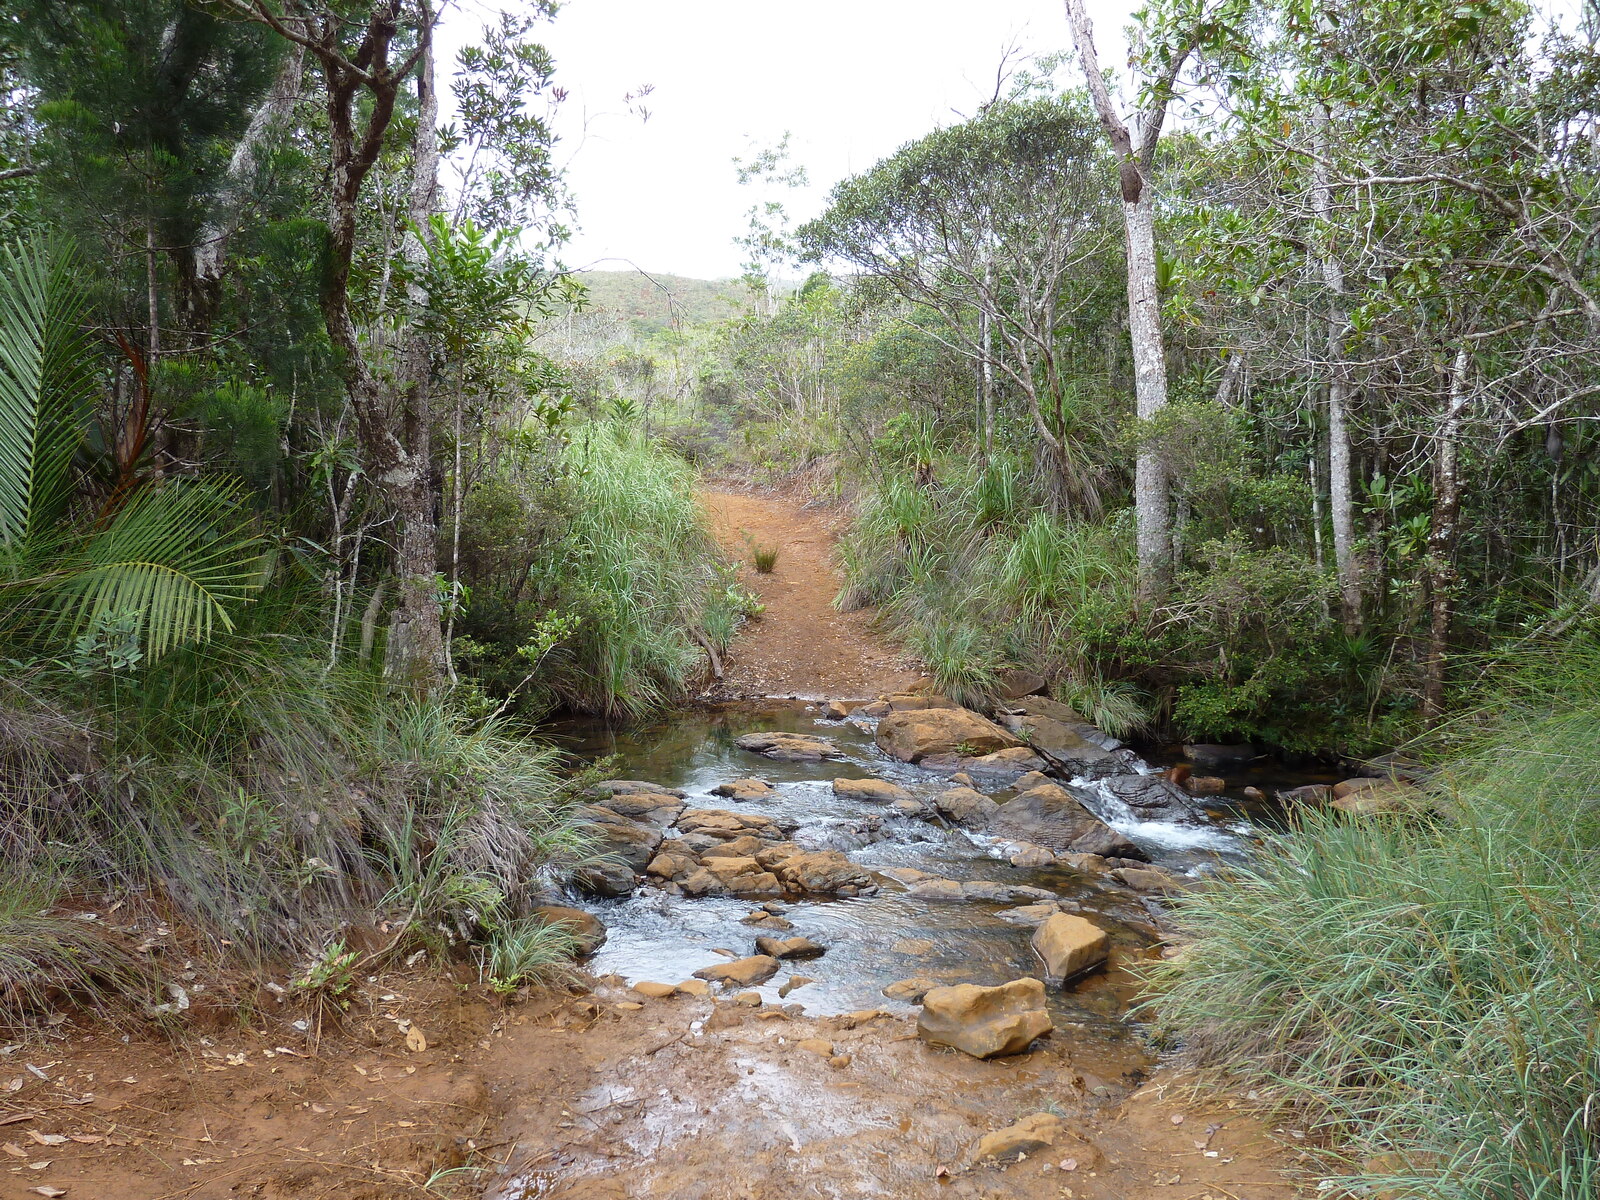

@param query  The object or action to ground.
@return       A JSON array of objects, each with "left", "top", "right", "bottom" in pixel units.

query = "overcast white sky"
[{"left": 442, "top": 0, "right": 1136, "bottom": 279}]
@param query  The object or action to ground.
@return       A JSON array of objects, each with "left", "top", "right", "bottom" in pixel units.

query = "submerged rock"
[
  {"left": 832, "top": 777, "right": 915, "bottom": 804},
  {"left": 874, "top": 707, "right": 1021, "bottom": 763},
  {"left": 1183, "top": 742, "right": 1256, "bottom": 769},
  {"left": 734, "top": 732, "right": 843, "bottom": 761},
  {"left": 691, "top": 954, "right": 780, "bottom": 988},
  {"left": 1031, "top": 913, "right": 1110, "bottom": 983},
  {"left": 916, "top": 978, "right": 1053, "bottom": 1059}
]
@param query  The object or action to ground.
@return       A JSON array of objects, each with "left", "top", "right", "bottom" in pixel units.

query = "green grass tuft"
[{"left": 1144, "top": 638, "right": 1600, "bottom": 1199}]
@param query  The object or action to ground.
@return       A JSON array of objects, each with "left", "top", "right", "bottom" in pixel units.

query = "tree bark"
[
  {"left": 1123, "top": 186, "right": 1172, "bottom": 598},
  {"left": 188, "top": 33, "right": 307, "bottom": 335},
  {"left": 1422, "top": 347, "right": 1468, "bottom": 724},
  {"left": 1310, "top": 101, "right": 1362, "bottom": 629},
  {"left": 1064, "top": 0, "right": 1187, "bottom": 601}
]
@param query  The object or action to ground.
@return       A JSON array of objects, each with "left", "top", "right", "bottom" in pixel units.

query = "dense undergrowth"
[
  {"left": 0, "top": 587, "right": 607, "bottom": 1015},
  {"left": 1147, "top": 641, "right": 1600, "bottom": 1199},
  {"left": 456, "top": 421, "right": 748, "bottom": 720},
  {"left": 834, "top": 441, "right": 1406, "bottom": 751}
]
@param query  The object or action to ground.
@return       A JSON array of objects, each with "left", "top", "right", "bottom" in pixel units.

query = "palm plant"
[{"left": 0, "top": 237, "right": 264, "bottom": 662}]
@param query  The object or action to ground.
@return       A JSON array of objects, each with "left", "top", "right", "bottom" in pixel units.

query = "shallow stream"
[{"left": 552, "top": 701, "right": 1275, "bottom": 1060}]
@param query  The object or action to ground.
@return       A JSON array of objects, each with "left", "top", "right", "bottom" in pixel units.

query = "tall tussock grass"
[
  {"left": 838, "top": 453, "right": 1139, "bottom": 715},
  {"left": 515, "top": 423, "right": 738, "bottom": 718},
  {"left": 1146, "top": 640, "right": 1600, "bottom": 1199},
  {"left": 0, "top": 599, "right": 597, "bottom": 978}
]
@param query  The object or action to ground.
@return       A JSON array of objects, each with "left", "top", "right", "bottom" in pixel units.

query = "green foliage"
[
  {"left": 1147, "top": 639, "right": 1600, "bottom": 1198},
  {"left": 458, "top": 422, "right": 733, "bottom": 718},
  {"left": 482, "top": 918, "right": 577, "bottom": 994}
]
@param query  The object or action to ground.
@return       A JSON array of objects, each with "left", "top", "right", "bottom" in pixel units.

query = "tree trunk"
[
  {"left": 386, "top": 0, "right": 444, "bottom": 685},
  {"left": 1311, "top": 102, "right": 1362, "bottom": 628},
  {"left": 1422, "top": 347, "right": 1468, "bottom": 724},
  {"left": 187, "top": 35, "right": 307, "bottom": 336},
  {"left": 1124, "top": 188, "right": 1172, "bottom": 599},
  {"left": 1064, "top": 0, "right": 1182, "bottom": 601}
]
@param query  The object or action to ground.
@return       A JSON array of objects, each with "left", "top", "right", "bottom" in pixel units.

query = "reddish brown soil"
[
  {"left": 704, "top": 486, "right": 922, "bottom": 701},
  {"left": 3, "top": 952, "right": 1315, "bottom": 1200}
]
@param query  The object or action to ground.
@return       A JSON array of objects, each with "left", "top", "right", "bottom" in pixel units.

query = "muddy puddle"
[{"left": 551, "top": 702, "right": 1269, "bottom": 1059}]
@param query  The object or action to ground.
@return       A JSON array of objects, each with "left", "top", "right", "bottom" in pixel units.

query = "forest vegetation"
[{"left": 0, "top": 0, "right": 1595, "bottom": 1196}]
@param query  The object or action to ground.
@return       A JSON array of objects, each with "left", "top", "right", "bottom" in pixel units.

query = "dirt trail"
[
  {"left": 703, "top": 486, "right": 921, "bottom": 700},
  {"left": 7, "top": 975, "right": 1308, "bottom": 1200}
]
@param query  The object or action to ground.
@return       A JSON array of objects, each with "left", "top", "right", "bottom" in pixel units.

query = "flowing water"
[{"left": 551, "top": 701, "right": 1271, "bottom": 1060}]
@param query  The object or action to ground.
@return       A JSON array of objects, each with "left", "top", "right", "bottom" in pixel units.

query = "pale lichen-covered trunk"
[
  {"left": 1123, "top": 187, "right": 1171, "bottom": 600},
  {"left": 1311, "top": 102, "right": 1362, "bottom": 629},
  {"left": 1422, "top": 347, "right": 1469, "bottom": 723},
  {"left": 1064, "top": 0, "right": 1185, "bottom": 602}
]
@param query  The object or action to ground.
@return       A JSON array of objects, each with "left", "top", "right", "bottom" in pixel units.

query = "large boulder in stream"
[
  {"left": 1097, "top": 774, "right": 1204, "bottom": 824},
  {"left": 920, "top": 747, "right": 1046, "bottom": 784},
  {"left": 1031, "top": 913, "right": 1110, "bottom": 983},
  {"left": 916, "top": 978, "right": 1053, "bottom": 1059},
  {"left": 767, "top": 849, "right": 878, "bottom": 897},
  {"left": 735, "top": 732, "right": 843, "bottom": 761},
  {"left": 874, "top": 707, "right": 1021, "bottom": 764},
  {"left": 934, "top": 786, "right": 999, "bottom": 828},
  {"left": 990, "top": 783, "right": 1147, "bottom": 861},
  {"left": 574, "top": 801, "right": 674, "bottom": 896}
]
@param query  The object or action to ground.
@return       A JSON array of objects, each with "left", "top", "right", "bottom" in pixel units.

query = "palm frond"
[
  {"left": 0, "top": 237, "right": 95, "bottom": 549},
  {"left": 47, "top": 480, "right": 266, "bottom": 659}
]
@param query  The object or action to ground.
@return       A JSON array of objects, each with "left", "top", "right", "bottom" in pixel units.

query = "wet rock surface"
[
  {"left": 556, "top": 697, "right": 1261, "bottom": 1038},
  {"left": 917, "top": 977, "right": 1055, "bottom": 1059}
]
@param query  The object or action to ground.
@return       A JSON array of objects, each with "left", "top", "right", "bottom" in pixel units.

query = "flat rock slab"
[
  {"left": 691, "top": 954, "right": 780, "bottom": 988},
  {"left": 734, "top": 732, "right": 843, "bottom": 761},
  {"left": 917, "top": 978, "right": 1053, "bottom": 1059},
  {"left": 832, "top": 777, "right": 914, "bottom": 803},
  {"left": 592, "top": 779, "right": 687, "bottom": 798}
]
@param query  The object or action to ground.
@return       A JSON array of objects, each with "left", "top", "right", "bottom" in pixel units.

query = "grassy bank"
[
  {"left": 457, "top": 420, "right": 750, "bottom": 720},
  {"left": 1146, "top": 641, "right": 1600, "bottom": 1198},
  {"left": 837, "top": 452, "right": 1390, "bottom": 748}
]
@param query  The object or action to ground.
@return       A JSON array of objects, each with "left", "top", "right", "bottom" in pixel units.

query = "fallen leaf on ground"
[
  {"left": 26, "top": 1133, "right": 67, "bottom": 1146},
  {"left": 404, "top": 1027, "right": 427, "bottom": 1053}
]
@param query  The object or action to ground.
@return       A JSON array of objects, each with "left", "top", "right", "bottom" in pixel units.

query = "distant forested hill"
[{"left": 573, "top": 270, "right": 754, "bottom": 335}]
